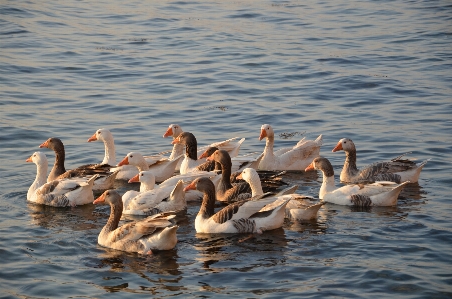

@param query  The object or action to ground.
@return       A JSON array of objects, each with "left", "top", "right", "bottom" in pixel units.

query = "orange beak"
[
  {"left": 236, "top": 172, "right": 243, "bottom": 180},
  {"left": 171, "top": 137, "right": 181, "bottom": 145},
  {"left": 93, "top": 191, "right": 107, "bottom": 204},
  {"left": 183, "top": 181, "right": 196, "bottom": 192},
  {"left": 304, "top": 162, "right": 315, "bottom": 172},
  {"left": 259, "top": 129, "right": 267, "bottom": 141},
  {"left": 128, "top": 173, "right": 140, "bottom": 183},
  {"left": 26, "top": 155, "right": 33, "bottom": 162},
  {"left": 332, "top": 141, "right": 343, "bottom": 152},
  {"left": 117, "top": 156, "right": 129, "bottom": 166},
  {"left": 199, "top": 149, "right": 210, "bottom": 159},
  {"left": 39, "top": 139, "right": 50, "bottom": 148},
  {"left": 87, "top": 133, "right": 97, "bottom": 142},
  {"left": 163, "top": 127, "right": 173, "bottom": 138}
]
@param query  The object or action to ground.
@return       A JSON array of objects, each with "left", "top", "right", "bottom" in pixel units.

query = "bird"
[
  {"left": 305, "top": 156, "right": 410, "bottom": 206},
  {"left": 26, "top": 151, "right": 97, "bottom": 207},
  {"left": 258, "top": 124, "right": 323, "bottom": 171},
  {"left": 184, "top": 177, "right": 290, "bottom": 234},
  {"left": 93, "top": 189, "right": 178, "bottom": 254},
  {"left": 121, "top": 170, "right": 157, "bottom": 209},
  {"left": 331, "top": 137, "right": 429, "bottom": 183},
  {"left": 171, "top": 132, "right": 210, "bottom": 174},
  {"left": 39, "top": 137, "right": 118, "bottom": 190}
]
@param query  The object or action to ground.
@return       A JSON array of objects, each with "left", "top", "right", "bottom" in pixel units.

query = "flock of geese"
[{"left": 26, "top": 124, "right": 429, "bottom": 255}]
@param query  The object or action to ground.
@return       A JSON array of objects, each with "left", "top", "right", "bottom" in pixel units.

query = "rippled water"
[{"left": 1, "top": 0, "right": 451, "bottom": 298}]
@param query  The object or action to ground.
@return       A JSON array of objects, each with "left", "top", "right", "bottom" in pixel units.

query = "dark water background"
[{"left": 1, "top": 0, "right": 451, "bottom": 298}]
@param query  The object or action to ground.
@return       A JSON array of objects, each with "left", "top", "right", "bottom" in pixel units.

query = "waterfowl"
[
  {"left": 93, "top": 190, "right": 178, "bottom": 254},
  {"left": 117, "top": 152, "right": 183, "bottom": 183},
  {"left": 26, "top": 152, "right": 97, "bottom": 207},
  {"left": 122, "top": 171, "right": 156, "bottom": 209},
  {"left": 198, "top": 146, "right": 260, "bottom": 173},
  {"left": 305, "top": 157, "right": 409, "bottom": 206},
  {"left": 39, "top": 137, "right": 118, "bottom": 190},
  {"left": 123, "top": 180, "right": 186, "bottom": 216},
  {"left": 258, "top": 124, "right": 323, "bottom": 171},
  {"left": 184, "top": 177, "right": 290, "bottom": 234},
  {"left": 171, "top": 132, "right": 209, "bottom": 174},
  {"left": 332, "top": 138, "right": 429, "bottom": 183},
  {"left": 238, "top": 168, "right": 323, "bottom": 221},
  {"left": 87, "top": 128, "right": 168, "bottom": 180}
]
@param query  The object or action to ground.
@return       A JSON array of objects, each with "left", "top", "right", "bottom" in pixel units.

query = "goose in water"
[
  {"left": 184, "top": 177, "right": 290, "bottom": 234},
  {"left": 258, "top": 124, "right": 323, "bottom": 171},
  {"left": 305, "top": 156, "right": 409, "bottom": 206},
  {"left": 93, "top": 190, "right": 178, "bottom": 254},
  {"left": 39, "top": 137, "right": 118, "bottom": 190},
  {"left": 26, "top": 151, "right": 97, "bottom": 207},
  {"left": 332, "top": 138, "right": 429, "bottom": 184}
]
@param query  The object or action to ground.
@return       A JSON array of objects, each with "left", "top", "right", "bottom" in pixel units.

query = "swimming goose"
[
  {"left": 171, "top": 132, "right": 208, "bottom": 174},
  {"left": 332, "top": 138, "right": 429, "bottom": 183},
  {"left": 87, "top": 128, "right": 169, "bottom": 180},
  {"left": 184, "top": 177, "right": 290, "bottom": 234},
  {"left": 26, "top": 152, "right": 97, "bottom": 207},
  {"left": 258, "top": 124, "right": 323, "bottom": 171},
  {"left": 93, "top": 190, "right": 178, "bottom": 254},
  {"left": 206, "top": 149, "right": 252, "bottom": 203},
  {"left": 305, "top": 157, "right": 409, "bottom": 206},
  {"left": 238, "top": 168, "right": 323, "bottom": 221},
  {"left": 122, "top": 171, "right": 156, "bottom": 209},
  {"left": 123, "top": 180, "right": 186, "bottom": 216},
  {"left": 199, "top": 146, "right": 263, "bottom": 173},
  {"left": 39, "top": 137, "right": 118, "bottom": 190},
  {"left": 117, "top": 152, "right": 183, "bottom": 183}
]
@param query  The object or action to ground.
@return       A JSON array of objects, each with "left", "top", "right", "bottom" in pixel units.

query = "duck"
[
  {"left": 122, "top": 171, "right": 156, "bottom": 209},
  {"left": 258, "top": 124, "right": 323, "bottom": 171},
  {"left": 26, "top": 152, "right": 97, "bottom": 207},
  {"left": 332, "top": 138, "right": 429, "bottom": 184},
  {"left": 184, "top": 177, "right": 290, "bottom": 234},
  {"left": 39, "top": 137, "right": 118, "bottom": 190},
  {"left": 163, "top": 123, "right": 245, "bottom": 160},
  {"left": 93, "top": 190, "right": 178, "bottom": 254},
  {"left": 305, "top": 156, "right": 410, "bottom": 206},
  {"left": 117, "top": 152, "right": 183, "bottom": 183},
  {"left": 87, "top": 128, "right": 168, "bottom": 180},
  {"left": 123, "top": 180, "right": 187, "bottom": 216},
  {"left": 238, "top": 168, "right": 323, "bottom": 221}
]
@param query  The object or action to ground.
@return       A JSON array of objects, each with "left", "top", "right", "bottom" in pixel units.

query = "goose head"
[
  {"left": 171, "top": 132, "right": 196, "bottom": 146},
  {"left": 26, "top": 151, "right": 48, "bottom": 167},
  {"left": 332, "top": 138, "right": 356, "bottom": 153},
  {"left": 259, "top": 124, "right": 274, "bottom": 141},
  {"left": 39, "top": 137, "right": 64, "bottom": 152},
  {"left": 236, "top": 167, "right": 259, "bottom": 183},
  {"left": 117, "top": 152, "right": 144, "bottom": 167},
  {"left": 93, "top": 189, "right": 122, "bottom": 206},
  {"left": 87, "top": 128, "right": 113, "bottom": 143},
  {"left": 128, "top": 170, "right": 156, "bottom": 185},
  {"left": 305, "top": 157, "right": 334, "bottom": 178},
  {"left": 183, "top": 176, "right": 214, "bottom": 193},
  {"left": 199, "top": 146, "right": 219, "bottom": 159},
  {"left": 163, "top": 124, "right": 183, "bottom": 138}
]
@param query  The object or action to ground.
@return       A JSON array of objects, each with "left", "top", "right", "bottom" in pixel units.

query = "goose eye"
[
  {"left": 130, "top": 155, "right": 133, "bottom": 158},
  {"left": 98, "top": 131, "right": 101, "bottom": 134}
]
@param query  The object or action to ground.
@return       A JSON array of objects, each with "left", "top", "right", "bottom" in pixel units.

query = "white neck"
[
  {"left": 101, "top": 137, "right": 116, "bottom": 165},
  {"left": 247, "top": 173, "right": 264, "bottom": 196},
  {"left": 140, "top": 180, "right": 155, "bottom": 192},
  {"left": 169, "top": 136, "right": 184, "bottom": 160},
  {"left": 319, "top": 173, "right": 336, "bottom": 200},
  {"left": 28, "top": 162, "right": 48, "bottom": 200},
  {"left": 263, "top": 136, "right": 275, "bottom": 156},
  {"left": 135, "top": 157, "right": 149, "bottom": 172}
]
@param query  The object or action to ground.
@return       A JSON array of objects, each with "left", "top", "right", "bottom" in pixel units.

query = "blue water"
[{"left": 1, "top": 0, "right": 451, "bottom": 298}]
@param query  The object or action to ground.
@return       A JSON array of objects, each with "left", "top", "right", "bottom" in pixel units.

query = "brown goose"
[
  {"left": 331, "top": 138, "right": 429, "bottom": 184},
  {"left": 93, "top": 190, "right": 178, "bottom": 254},
  {"left": 39, "top": 137, "right": 118, "bottom": 190},
  {"left": 184, "top": 177, "right": 290, "bottom": 234}
]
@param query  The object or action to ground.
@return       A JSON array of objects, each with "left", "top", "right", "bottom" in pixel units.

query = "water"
[{"left": 1, "top": 0, "right": 451, "bottom": 298}]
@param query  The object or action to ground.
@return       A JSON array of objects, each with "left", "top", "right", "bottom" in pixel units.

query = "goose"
[
  {"left": 122, "top": 171, "right": 156, "bottom": 209},
  {"left": 198, "top": 146, "right": 263, "bottom": 173},
  {"left": 258, "top": 124, "right": 323, "bottom": 171},
  {"left": 26, "top": 152, "right": 97, "bottom": 207},
  {"left": 117, "top": 152, "right": 183, "bottom": 183},
  {"left": 332, "top": 138, "right": 429, "bottom": 184},
  {"left": 238, "top": 168, "right": 323, "bottom": 221},
  {"left": 93, "top": 190, "right": 178, "bottom": 254},
  {"left": 305, "top": 157, "right": 410, "bottom": 206},
  {"left": 184, "top": 177, "right": 290, "bottom": 234},
  {"left": 39, "top": 137, "right": 118, "bottom": 190},
  {"left": 123, "top": 180, "right": 186, "bottom": 216},
  {"left": 87, "top": 128, "right": 168, "bottom": 180},
  {"left": 163, "top": 123, "right": 245, "bottom": 160},
  {"left": 171, "top": 132, "right": 209, "bottom": 174}
]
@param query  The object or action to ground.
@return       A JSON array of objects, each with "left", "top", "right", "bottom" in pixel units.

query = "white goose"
[
  {"left": 93, "top": 190, "right": 178, "bottom": 254},
  {"left": 332, "top": 138, "right": 429, "bottom": 184},
  {"left": 184, "top": 177, "right": 290, "bottom": 234},
  {"left": 171, "top": 132, "right": 209, "bottom": 174},
  {"left": 87, "top": 128, "right": 168, "bottom": 180},
  {"left": 258, "top": 124, "right": 323, "bottom": 171},
  {"left": 238, "top": 168, "right": 323, "bottom": 221},
  {"left": 305, "top": 157, "right": 410, "bottom": 206},
  {"left": 117, "top": 152, "right": 183, "bottom": 183},
  {"left": 122, "top": 171, "right": 156, "bottom": 209},
  {"left": 123, "top": 180, "right": 187, "bottom": 216},
  {"left": 39, "top": 137, "right": 118, "bottom": 190},
  {"left": 26, "top": 152, "right": 97, "bottom": 207}
]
